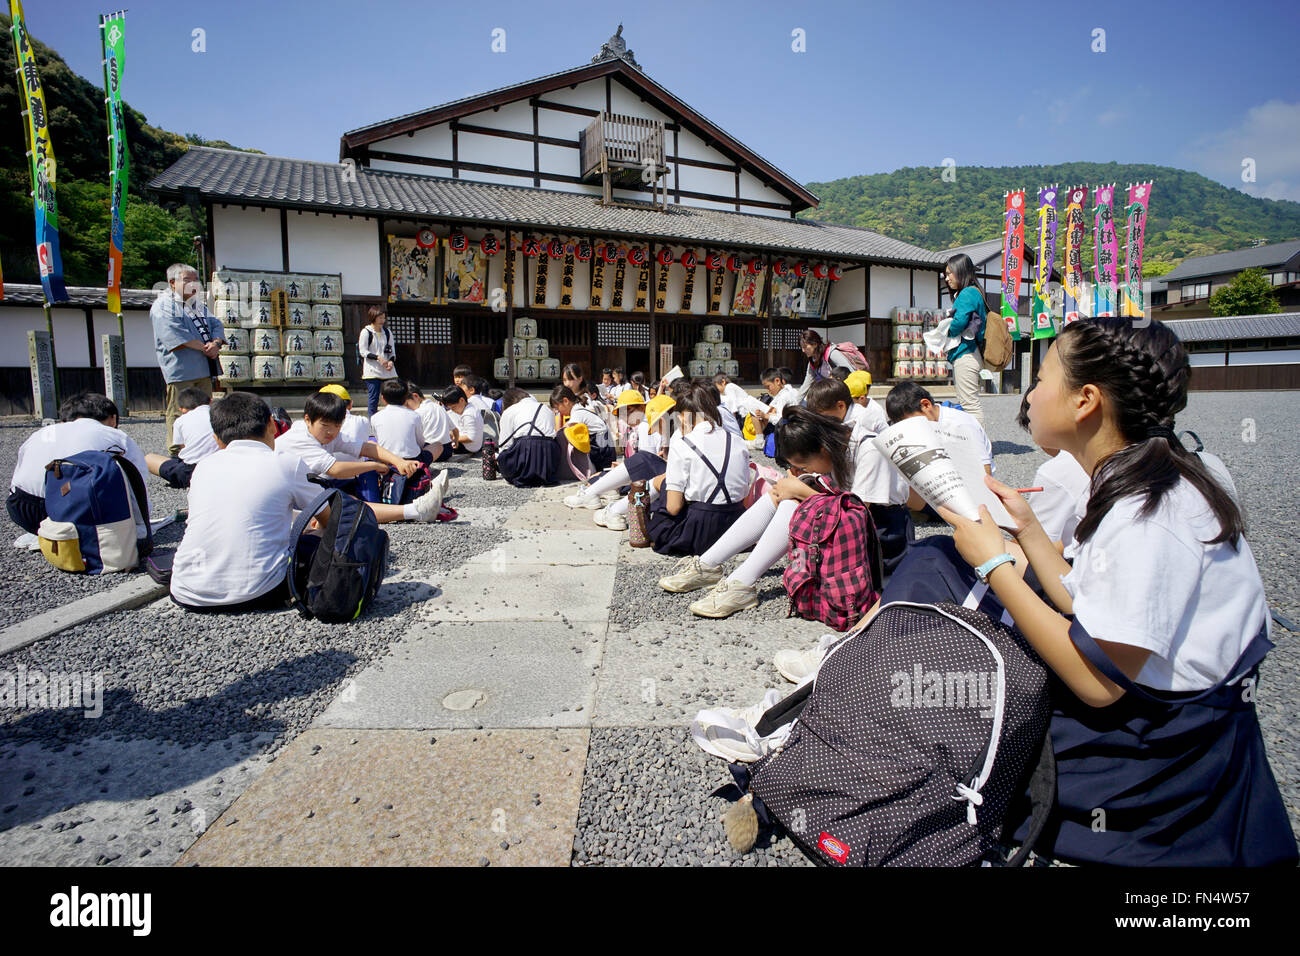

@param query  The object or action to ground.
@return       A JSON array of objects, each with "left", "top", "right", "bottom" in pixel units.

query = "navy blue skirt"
[
  {"left": 648, "top": 498, "right": 746, "bottom": 557},
  {"left": 624, "top": 450, "right": 668, "bottom": 482},
  {"left": 869, "top": 503, "right": 914, "bottom": 577},
  {"left": 589, "top": 443, "right": 617, "bottom": 473},
  {"left": 497, "top": 436, "right": 559, "bottom": 487}
]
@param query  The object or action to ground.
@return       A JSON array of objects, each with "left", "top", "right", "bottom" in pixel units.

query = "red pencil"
[{"left": 1014, "top": 486, "right": 1043, "bottom": 494}]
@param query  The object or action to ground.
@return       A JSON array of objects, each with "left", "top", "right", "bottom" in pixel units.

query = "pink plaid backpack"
[{"left": 784, "top": 480, "right": 885, "bottom": 631}]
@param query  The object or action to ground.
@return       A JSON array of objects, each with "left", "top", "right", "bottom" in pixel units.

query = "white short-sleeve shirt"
[
  {"left": 330, "top": 412, "right": 373, "bottom": 461},
  {"left": 766, "top": 385, "right": 800, "bottom": 425},
  {"left": 498, "top": 398, "right": 556, "bottom": 451},
  {"left": 275, "top": 420, "right": 336, "bottom": 477},
  {"left": 416, "top": 399, "right": 453, "bottom": 446},
  {"left": 173, "top": 405, "right": 219, "bottom": 465},
  {"left": 468, "top": 394, "right": 495, "bottom": 417},
  {"left": 370, "top": 404, "right": 424, "bottom": 459},
  {"left": 938, "top": 403, "right": 995, "bottom": 473},
  {"left": 856, "top": 398, "right": 890, "bottom": 435},
  {"left": 664, "top": 420, "right": 751, "bottom": 504},
  {"left": 1031, "top": 451, "right": 1091, "bottom": 548},
  {"left": 1062, "top": 478, "right": 1267, "bottom": 691},
  {"left": 452, "top": 405, "right": 484, "bottom": 453},
  {"left": 10, "top": 419, "right": 151, "bottom": 518},
  {"left": 568, "top": 405, "right": 609, "bottom": 446},
  {"left": 171, "top": 440, "right": 321, "bottom": 606},
  {"left": 848, "top": 432, "right": 911, "bottom": 505}
]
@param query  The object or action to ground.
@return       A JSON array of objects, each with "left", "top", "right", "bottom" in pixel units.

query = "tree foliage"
[{"left": 1208, "top": 267, "right": 1281, "bottom": 317}]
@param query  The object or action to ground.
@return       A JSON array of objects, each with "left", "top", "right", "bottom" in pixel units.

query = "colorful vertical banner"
[
  {"left": 10, "top": 0, "right": 69, "bottom": 303},
  {"left": 678, "top": 250, "right": 698, "bottom": 313},
  {"left": 1032, "top": 185, "right": 1059, "bottom": 339},
  {"left": 444, "top": 233, "right": 486, "bottom": 303},
  {"left": 630, "top": 246, "right": 650, "bottom": 312},
  {"left": 532, "top": 237, "right": 550, "bottom": 307},
  {"left": 1122, "top": 182, "right": 1153, "bottom": 318},
  {"left": 100, "top": 11, "right": 128, "bottom": 313},
  {"left": 1092, "top": 184, "right": 1120, "bottom": 317},
  {"left": 558, "top": 238, "right": 576, "bottom": 309},
  {"left": 1000, "top": 190, "right": 1025, "bottom": 339},
  {"left": 707, "top": 252, "right": 726, "bottom": 314},
  {"left": 1061, "top": 185, "right": 1088, "bottom": 325},
  {"left": 589, "top": 244, "right": 607, "bottom": 309},
  {"left": 653, "top": 247, "right": 671, "bottom": 311},
  {"left": 610, "top": 247, "right": 627, "bottom": 310}
]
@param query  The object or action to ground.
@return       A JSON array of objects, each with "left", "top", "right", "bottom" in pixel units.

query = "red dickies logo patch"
[{"left": 818, "top": 832, "right": 850, "bottom": 864}]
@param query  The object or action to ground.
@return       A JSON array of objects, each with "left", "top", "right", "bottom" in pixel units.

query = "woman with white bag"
[{"left": 938, "top": 254, "right": 987, "bottom": 426}]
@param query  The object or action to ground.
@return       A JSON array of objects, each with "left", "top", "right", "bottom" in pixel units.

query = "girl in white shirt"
[
  {"left": 925, "top": 317, "right": 1294, "bottom": 867},
  {"left": 409, "top": 385, "right": 453, "bottom": 463},
  {"left": 439, "top": 385, "right": 484, "bottom": 455},
  {"left": 550, "top": 385, "right": 615, "bottom": 471},
  {"left": 496, "top": 388, "right": 559, "bottom": 487}
]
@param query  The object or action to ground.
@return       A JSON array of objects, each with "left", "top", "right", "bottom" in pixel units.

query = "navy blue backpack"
[
  {"left": 287, "top": 489, "right": 388, "bottom": 623},
  {"left": 39, "top": 451, "right": 152, "bottom": 574}
]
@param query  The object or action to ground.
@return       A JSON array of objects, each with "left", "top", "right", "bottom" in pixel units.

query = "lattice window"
[
  {"left": 387, "top": 315, "right": 420, "bottom": 344},
  {"left": 762, "top": 327, "right": 804, "bottom": 350},
  {"left": 424, "top": 316, "right": 453, "bottom": 345},
  {"left": 597, "top": 321, "right": 650, "bottom": 347}
]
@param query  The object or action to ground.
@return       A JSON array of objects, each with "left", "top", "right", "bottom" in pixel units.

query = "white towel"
[{"left": 923, "top": 317, "right": 963, "bottom": 356}]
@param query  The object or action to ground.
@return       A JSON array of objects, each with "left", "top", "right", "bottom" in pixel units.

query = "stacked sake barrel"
[
  {"left": 214, "top": 271, "right": 344, "bottom": 387},
  {"left": 494, "top": 317, "right": 560, "bottom": 382},
  {"left": 890, "top": 307, "right": 952, "bottom": 381},
  {"left": 687, "top": 324, "right": 738, "bottom": 380}
]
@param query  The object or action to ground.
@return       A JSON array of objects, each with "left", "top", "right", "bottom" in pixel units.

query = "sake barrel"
[
  {"left": 493, "top": 358, "right": 511, "bottom": 380},
  {"left": 504, "top": 337, "right": 527, "bottom": 359},
  {"left": 892, "top": 323, "right": 908, "bottom": 343},
  {"left": 314, "top": 355, "right": 345, "bottom": 381},
  {"left": 283, "top": 354, "right": 315, "bottom": 383},
  {"left": 243, "top": 300, "right": 274, "bottom": 329},
  {"left": 221, "top": 327, "right": 249, "bottom": 354},
  {"left": 894, "top": 342, "right": 909, "bottom": 362},
  {"left": 285, "top": 302, "right": 312, "bottom": 328},
  {"left": 252, "top": 354, "right": 283, "bottom": 383},
  {"left": 514, "top": 317, "right": 538, "bottom": 339},
  {"left": 714, "top": 342, "right": 732, "bottom": 360},
  {"left": 310, "top": 275, "right": 341, "bottom": 303},
  {"left": 924, "top": 359, "right": 938, "bottom": 378},
  {"left": 218, "top": 354, "right": 251, "bottom": 384},
  {"left": 941, "top": 360, "right": 953, "bottom": 378},
  {"left": 252, "top": 273, "right": 281, "bottom": 300},
  {"left": 890, "top": 306, "right": 908, "bottom": 324},
  {"left": 688, "top": 360, "right": 707, "bottom": 378},
  {"left": 896, "top": 360, "right": 914, "bottom": 379},
  {"left": 283, "top": 329, "right": 313, "bottom": 354},
  {"left": 210, "top": 270, "right": 240, "bottom": 300},
  {"left": 516, "top": 359, "right": 539, "bottom": 380},
  {"left": 212, "top": 298, "right": 244, "bottom": 327},
  {"left": 724, "top": 360, "right": 739, "bottom": 378},
  {"left": 283, "top": 275, "right": 311, "bottom": 301},
  {"left": 908, "top": 308, "right": 922, "bottom": 325},
  {"left": 694, "top": 342, "right": 714, "bottom": 360},
  {"left": 702, "top": 324, "right": 724, "bottom": 343},
  {"left": 528, "top": 337, "right": 548, "bottom": 359},
  {"left": 250, "top": 327, "right": 281, "bottom": 354},
  {"left": 710, "top": 361, "right": 726, "bottom": 376},
  {"left": 310, "top": 304, "right": 341, "bottom": 329},
  {"left": 313, "top": 329, "right": 344, "bottom": 355},
  {"left": 911, "top": 342, "right": 926, "bottom": 360},
  {"left": 539, "top": 358, "right": 561, "bottom": 379}
]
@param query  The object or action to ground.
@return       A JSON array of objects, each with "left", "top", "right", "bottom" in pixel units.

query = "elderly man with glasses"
[{"left": 150, "top": 263, "right": 226, "bottom": 456}]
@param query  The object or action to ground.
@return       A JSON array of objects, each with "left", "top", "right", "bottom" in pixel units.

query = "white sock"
[
  {"left": 700, "top": 495, "right": 776, "bottom": 569},
  {"left": 584, "top": 465, "right": 629, "bottom": 498},
  {"left": 730, "top": 498, "right": 799, "bottom": 587},
  {"left": 403, "top": 503, "right": 420, "bottom": 520}
]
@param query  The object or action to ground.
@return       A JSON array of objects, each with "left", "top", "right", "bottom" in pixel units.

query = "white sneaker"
[
  {"left": 773, "top": 634, "right": 840, "bottom": 683},
  {"left": 434, "top": 468, "right": 451, "bottom": 498},
  {"left": 689, "top": 578, "right": 759, "bottom": 618},
  {"left": 691, "top": 689, "right": 784, "bottom": 763},
  {"left": 411, "top": 481, "right": 445, "bottom": 522},
  {"left": 593, "top": 506, "right": 609, "bottom": 527},
  {"left": 564, "top": 491, "right": 601, "bottom": 510},
  {"left": 659, "top": 555, "right": 724, "bottom": 593},
  {"left": 603, "top": 510, "right": 628, "bottom": 531},
  {"left": 12, "top": 532, "right": 39, "bottom": 551}
]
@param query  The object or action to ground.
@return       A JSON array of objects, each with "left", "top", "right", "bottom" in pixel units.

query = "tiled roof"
[
  {"left": 1160, "top": 239, "right": 1300, "bottom": 284},
  {"left": 1163, "top": 312, "right": 1300, "bottom": 342},
  {"left": 149, "top": 147, "right": 945, "bottom": 267},
  {"left": 941, "top": 239, "right": 1005, "bottom": 267},
  {"left": 0, "top": 283, "right": 158, "bottom": 309}
]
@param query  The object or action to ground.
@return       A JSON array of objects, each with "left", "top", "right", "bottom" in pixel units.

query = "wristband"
[{"left": 974, "top": 552, "right": 1016, "bottom": 583}]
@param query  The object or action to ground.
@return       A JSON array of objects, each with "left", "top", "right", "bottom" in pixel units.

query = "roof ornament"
[{"left": 592, "top": 24, "right": 640, "bottom": 70}]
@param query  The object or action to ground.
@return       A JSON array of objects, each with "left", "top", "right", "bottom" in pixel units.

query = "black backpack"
[
  {"left": 743, "top": 601, "right": 1053, "bottom": 866},
  {"left": 287, "top": 489, "right": 389, "bottom": 623}
]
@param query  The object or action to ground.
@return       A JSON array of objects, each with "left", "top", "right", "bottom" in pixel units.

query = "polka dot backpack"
[{"left": 742, "top": 601, "right": 1053, "bottom": 866}]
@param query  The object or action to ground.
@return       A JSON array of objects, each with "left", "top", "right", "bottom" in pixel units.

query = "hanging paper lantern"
[
  {"left": 726, "top": 254, "right": 742, "bottom": 272},
  {"left": 746, "top": 257, "right": 762, "bottom": 274},
  {"left": 449, "top": 232, "right": 469, "bottom": 253},
  {"left": 416, "top": 227, "right": 438, "bottom": 248},
  {"left": 522, "top": 237, "right": 541, "bottom": 257},
  {"left": 628, "top": 246, "right": 647, "bottom": 267},
  {"left": 600, "top": 243, "right": 619, "bottom": 263},
  {"left": 681, "top": 250, "right": 698, "bottom": 269},
  {"left": 793, "top": 262, "right": 809, "bottom": 277},
  {"left": 547, "top": 238, "right": 564, "bottom": 258},
  {"left": 480, "top": 233, "right": 500, "bottom": 256},
  {"left": 705, "top": 252, "right": 724, "bottom": 271},
  {"left": 813, "top": 263, "right": 829, "bottom": 279},
  {"left": 656, "top": 248, "right": 674, "bottom": 267},
  {"left": 574, "top": 241, "right": 593, "bottom": 261},
  {"left": 772, "top": 259, "right": 787, "bottom": 275},
  {"left": 829, "top": 264, "right": 844, "bottom": 280}
]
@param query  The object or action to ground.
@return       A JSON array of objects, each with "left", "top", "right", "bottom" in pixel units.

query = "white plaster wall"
[
  {"left": 212, "top": 204, "right": 283, "bottom": 272},
  {"left": 870, "top": 265, "right": 912, "bottom": 316},
  {"left": 286, "top": 211, "right": 382, "bottom": 297},
  {"left": 92, "top": 309, "right": 156, "bottom": 367}
]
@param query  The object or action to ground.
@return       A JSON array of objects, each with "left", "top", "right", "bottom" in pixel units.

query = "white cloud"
[
  {"left": 1097, "top": 109, "right": 1123, "bottom": 127},
  {"left": 1185, "top": 100, "right": 1300, "bottom": 202}
]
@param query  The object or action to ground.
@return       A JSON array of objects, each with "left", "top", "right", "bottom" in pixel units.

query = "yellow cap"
[
  {"left": 318, "top": 383, "right": 352, "bottom": 403},
  {"left": 616, "top": 389, "right": 647, "bottom": 407},
  {"left": 563, "top": 421, "right": 591, "bottom": 454},
  {"left": 742, "top": 413, "right": 758, "bottom": 441},
  {"left": 844, "top": 370, "right": 872, "bottom": 398},
  {"left": 646, "top": 395, "right": 676, "bottom": 429}
]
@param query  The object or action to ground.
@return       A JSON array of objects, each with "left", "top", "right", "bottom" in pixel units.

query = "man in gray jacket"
[{"left": 150, "top": 263, "right": 225, "bottom": 455}]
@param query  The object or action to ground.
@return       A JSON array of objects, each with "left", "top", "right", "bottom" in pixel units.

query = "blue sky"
[{"left": 24, "top": 0, "right": 1300, "bottom": 201}]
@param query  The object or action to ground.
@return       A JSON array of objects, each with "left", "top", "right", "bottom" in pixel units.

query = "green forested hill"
[
  {"left": 801, "top": 163, "right": 1300, "bottom": 275},
  {"left": 0, "top": 15, "right": 258, "bottom": 290}
]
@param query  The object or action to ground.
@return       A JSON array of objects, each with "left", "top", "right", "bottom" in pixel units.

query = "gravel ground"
[{"left": 609, "top": 555, "right": 794, "bottom": 630}]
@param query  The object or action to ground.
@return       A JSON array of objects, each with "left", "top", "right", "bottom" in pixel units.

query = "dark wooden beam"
[
  {"left": 280, "top": 208, "right": 290, "bottom": 271},
  {"left": 456, "top": 121, "right": 572, "bottom": 149},
  {"left": 204, "top": 200, "right": 216, "bottom": 271},
  {"left": 605, "top": 76, "right": 611, "bottom": 115},
  {"left": 532, "top": 106, "right": 540, "bottom": 187},
  {"left": 672, "top": 127, "right": 680, "bottom": 204},
  {"left": 531, "top": 96, "right": 599, "bottom": 117},
  {"left": 451, "top": 119, "right": 458, "bottom": 178},
  {"left": 735, "top": 168, "right": 741, "bottom": 212}
]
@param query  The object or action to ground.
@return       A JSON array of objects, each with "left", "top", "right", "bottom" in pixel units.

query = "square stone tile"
[{"left": 417, "top": 563, "right": 615, "bottom": 622}]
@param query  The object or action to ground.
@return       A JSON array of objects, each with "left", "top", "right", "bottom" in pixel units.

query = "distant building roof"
[
  {"left": 941, "top": 238, "right": 1005, "bottom": 267},
  {"left": 0, "top": 284, "right": 158, "bottom": 309},
  {"left": 150, "top": 147, "right": 945, "bottom": 267},
  {"left": 1163, "top": 311, "right": 1300, "bottom": 342},
  {"left": 1160, "top": 239, "right": 1300, "bottom": 284}
]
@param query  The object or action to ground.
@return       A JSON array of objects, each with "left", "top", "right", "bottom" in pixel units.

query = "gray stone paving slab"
[
  {"left": 315, "top": 621, "right": 605, "bottom": 729},
  {"left": 416, "top": 563, "right": 616, "bottom": 622},
  {"left": 464, "top": 530, "right": 620, "bottom": 567}
]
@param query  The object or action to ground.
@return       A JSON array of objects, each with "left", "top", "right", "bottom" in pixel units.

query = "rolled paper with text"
[{"left": 873, "top": 416, "right": 978, "bottom": 520}]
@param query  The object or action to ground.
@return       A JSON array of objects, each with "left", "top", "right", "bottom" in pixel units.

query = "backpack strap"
[
  {"left": 286, "top": 488, "right": 339, "bottom": 616},
  {"left": 681, "top": 432, "right": 733, "bottom": 505},
  {"left": 113, "top": 454, "right": 154, "bottom": 564}
]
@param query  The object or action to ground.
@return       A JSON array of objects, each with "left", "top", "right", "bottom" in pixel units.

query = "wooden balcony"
[{"left": 579, "top": 111, "right": 668, "bottom": 200}]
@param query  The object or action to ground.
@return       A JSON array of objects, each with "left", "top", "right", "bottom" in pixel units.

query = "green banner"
[{"left": 100, "top": 10, "right": 128, "bottom": 313}]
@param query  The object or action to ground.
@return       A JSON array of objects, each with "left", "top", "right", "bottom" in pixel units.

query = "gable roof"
[
  {"left": 339, "top": 56, "right": 820, "bottom": 212},
  {"left": 1160, "top": 239, "right": 1300, "bottom": 284},
  {"left": 149, "top": 147, "right": 943, "bottom": 268},
  {"left": 1163, "top": 312, "right": 1300, "bottom": 342}
]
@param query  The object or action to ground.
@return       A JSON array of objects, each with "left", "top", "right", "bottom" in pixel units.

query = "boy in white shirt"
[
  {"left": 712, "top": 372, "right": 764, "bottom": 418},
  {"left": 145, "top": 387, "right": 218, "bottom": 488},
  {"left": 464, "top": 376, "right": 496, "bottom": 417},
  {"left": 842, "top": 370, "right": 889, "bottom": 435},
  {"left": 441, "top": 385, "right": 485, "bottom": 454},
  {"left": 408, "top": 384, "right": 454, "bottom": 463},
  {"left": 884, "top": 381, "right": 995, "bottom": 475},
  {"left": 8, "top": 392, "right": 151, "bottom": 536},
  {"left": 746, "top": 367, "right": 798, "bottom": 450},
  {"left": 370, "top": 379, "right": 429, "bottom": 462},
  {"left": 317, "top": 384, "right": 373, "bottom": 462}
]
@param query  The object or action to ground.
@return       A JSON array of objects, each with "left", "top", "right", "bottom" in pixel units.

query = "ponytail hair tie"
[{"left": 1146, "top": 425, "right": 1175, "bottom": 440}]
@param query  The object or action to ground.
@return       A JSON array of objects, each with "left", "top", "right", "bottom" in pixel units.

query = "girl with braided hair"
[{"left": 918, "top": 316, "right": 1295, "bottom": 866}]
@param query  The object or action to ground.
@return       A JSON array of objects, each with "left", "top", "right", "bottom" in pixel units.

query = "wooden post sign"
[
  {"left": 659, "top": 344, "right": 674, "bottom": 381},
  {"left": 270, "top": 288, "right": 288, "bottom": 327},
  {"left": 101, "top": 334, "right": 128, "bottom": 417},
  {"left": 28, "top": 330, "right": 57, "bottom": 420}
]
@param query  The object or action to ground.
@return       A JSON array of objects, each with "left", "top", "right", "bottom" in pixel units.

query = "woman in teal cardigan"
[{"left": 944, "top": 253, "right": 988, "bottom": 425}]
